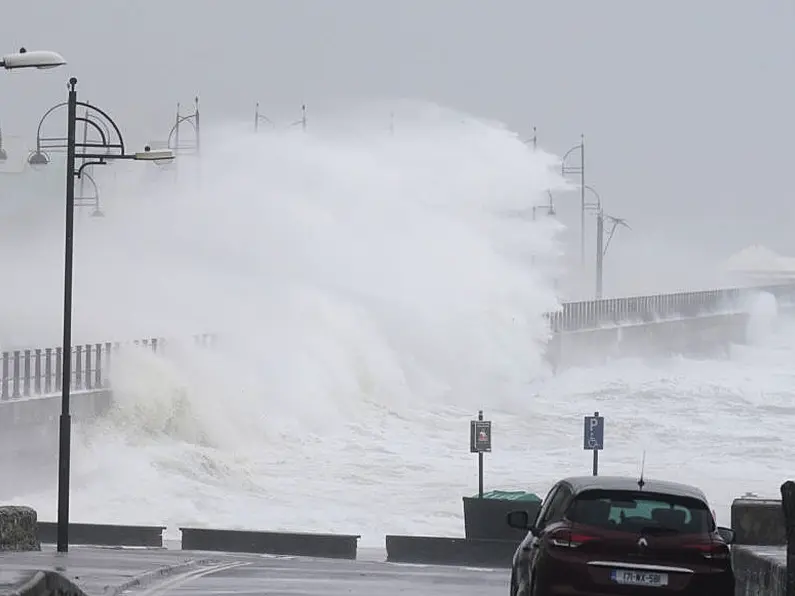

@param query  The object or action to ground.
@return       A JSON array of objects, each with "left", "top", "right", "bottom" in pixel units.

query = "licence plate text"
[{"left": 611, "top": 569, "right": 669, "bottom": 586}]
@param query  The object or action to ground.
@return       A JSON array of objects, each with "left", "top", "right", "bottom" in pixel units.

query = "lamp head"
[
  {"left": 1, "top": 48, "right": 66, "bottom": 70},
  {"left": 27, "top": 150, "right": 50, "bottom": 170},
  {"left": 134, "top": 145, "right": 175, "bottom": 163}
]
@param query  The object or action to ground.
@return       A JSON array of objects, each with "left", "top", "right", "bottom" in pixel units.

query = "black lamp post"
[
  {"left": 561, "top": 135, "right": 586, "bottom": 265},
  {"left": 28, "top": 77, "right": 173, "bottom": 553},
  {"left": 583, "top": 185, "right": 630, "bottom": 299}
]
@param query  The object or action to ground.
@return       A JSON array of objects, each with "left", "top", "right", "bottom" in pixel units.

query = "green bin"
[{"left": 463, "top": 490, "right": 542, "bottom": 541}]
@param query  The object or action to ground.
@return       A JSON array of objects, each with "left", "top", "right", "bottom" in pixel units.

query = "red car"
[{"left": 506, "top": 475, "right": 735, "bottom": 596}]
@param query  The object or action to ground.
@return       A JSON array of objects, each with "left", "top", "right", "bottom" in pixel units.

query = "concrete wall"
[
  {"left": 0, "top": 389, "right": 112, "bottom": 499},
  {"left": 733, "top": 546, "right": 786, "bottom": 596},
  {"left": 546, "top": 312, "right": 748, "bottom": 370}
]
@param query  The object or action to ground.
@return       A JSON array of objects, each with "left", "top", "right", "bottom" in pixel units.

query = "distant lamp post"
[
  {"left": 561, "top": 135, "right": 585, "bottom": 265},
  {"left": 167, "top": 97, "right": 200, "bottom": 156},
  {"left": 254, "top": 103, "right": 307, "bottom": 132},
  {"left": 75, "top": 170, "right": 103, "bottom": 217},
  {"left": 254, "top": 102, "right": 274, "bottom": 132},
  {"left": 28, "top": 77, "right": 174, "bottom": 554},
  {"left": 293, "top": 104, "right": 307, "bottom": 132},
  {"left": 532, "top": 190, "right": 556, "bottom": 220},
  {"left": 583, "top": 185, "right": 630, "bottom": 299},
  {"left": 1, "top": 47, "right": 66, "bottom": 70},
  {"left": 523, "top": 126, "right": 538, "bottom": 151}
]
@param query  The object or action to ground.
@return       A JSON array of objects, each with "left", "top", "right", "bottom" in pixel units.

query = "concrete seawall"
[
  {"left": 547, "top": 312, "right": 748, "bottom": 369},
  {"left": 0, "top": 389, "right": 111, "bottom": 499},
  {"left": 0, "top": 283, "right": 792, "bottom": 483}
]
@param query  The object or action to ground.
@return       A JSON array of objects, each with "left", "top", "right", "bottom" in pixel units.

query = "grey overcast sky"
[{"left": 1, "top": 0, "right": 793, "bottom": 298}]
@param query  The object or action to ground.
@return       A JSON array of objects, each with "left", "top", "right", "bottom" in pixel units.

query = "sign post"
[
  {"left": 583, "top": 411, "right": 604, "bottom": 476},
  {"left": 470, "top": 410, "right": 492, "bottom": 498}
]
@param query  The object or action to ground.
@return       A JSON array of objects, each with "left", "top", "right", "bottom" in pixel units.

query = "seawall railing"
[
  {"left": 1, "top": 282, "right": 793, "bottom": 402},
  {"left": 0, "top": 333, "right": 215, "bottom": 402},
  {"left": 547, "top": 281, "right": 795, "bottom": 332}
]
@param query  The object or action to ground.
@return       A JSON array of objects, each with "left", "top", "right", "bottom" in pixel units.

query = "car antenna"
[{"left": 638, "top": 450, "right": 646, "bottom": 489}]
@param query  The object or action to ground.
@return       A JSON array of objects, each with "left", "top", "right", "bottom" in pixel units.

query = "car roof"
[{"left": 559, "top": 475, "right": 709, "bottom": 502}]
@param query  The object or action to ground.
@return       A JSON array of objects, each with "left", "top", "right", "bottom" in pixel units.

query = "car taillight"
[
  {"left": 548, "top": 528, "right": 599, "bottom": 548},
  {"left": 684, "top": 541, "right": 730, "bottom": 560}
]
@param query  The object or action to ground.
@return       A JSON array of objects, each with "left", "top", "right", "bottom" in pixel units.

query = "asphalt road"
[
  {"left": 0, "top": 546, "right": 508, "bottom": 596},
  {"left": 127, "top": 555, "right": 509, "bottom": 596}
]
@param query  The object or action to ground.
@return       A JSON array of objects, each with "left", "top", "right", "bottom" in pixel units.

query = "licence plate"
[{"left": 611, "top": 569, "right": 669, "bottom": 587}]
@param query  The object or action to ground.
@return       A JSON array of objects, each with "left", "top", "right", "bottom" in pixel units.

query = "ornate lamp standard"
[{"left": 28, "top": 77, "right": 173, "bottom": 553}]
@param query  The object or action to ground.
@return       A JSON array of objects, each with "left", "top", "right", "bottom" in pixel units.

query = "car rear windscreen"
[{"left": 566, "top": 489, "right": 714, "bottom": 534}]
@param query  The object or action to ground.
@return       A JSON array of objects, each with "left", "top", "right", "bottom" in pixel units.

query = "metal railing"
[
  {"left": 2, "top": 282, "right": 794, "bottom": 401},
  {"left": 0, "top": 333, "right": 215, "bottom": 401},
  {"left": 546, "top": 282, "right": 795, "bottom": 333}
]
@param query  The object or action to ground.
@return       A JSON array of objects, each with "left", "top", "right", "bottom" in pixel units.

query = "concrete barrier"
[
  {"left": 384, "top": 535, "right": 516, "bottom": 568},
  {"left": 179, "top": 527, "right": 360, "bottom": 559},
  {"left": 4, "top": 569, "right": 87, "bottom": 596},
  {"left": 36, "top": 522, "right": 165, "bottom": 548},
  {"left": 731, "top": 497, "right": 786, "bottom": 546},
  {"left": 0, "top": 506, "right": 40, "bottom": 552},
  {"left": 732, "top": 545, "right": 785, "bottom": 596}
]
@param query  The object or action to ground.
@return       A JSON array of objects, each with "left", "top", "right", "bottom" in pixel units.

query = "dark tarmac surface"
[{"left": 0, "top": 545, "right": 508, "bottom": 596}]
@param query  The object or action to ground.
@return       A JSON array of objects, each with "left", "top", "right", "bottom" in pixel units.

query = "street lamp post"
[
  {"left": 75, "top": 170, "right": 103, "bottom": 217},
  {"left": 524, "top": 126, "right": 538, "bottom": 151},
  {"left": 29, "top": 77, "right": 173, "bottom": 554},
  {"left": 583, "top": 185, "right": 630, "bottom": 299},
  {"left": 532, "top": 190, "right": 556, "bottom": 220},
  {"left": 295, "top": 104, "right": 307, "bottom": 132},
  {"left": 254, "top": 103, "right": 307, "bottom": 132},
  {"left": 561, "top": 135, "right": 585, "bottom": 265},
  {"left": 168, "top": 97, "right": 201, "bottom": 156},
  {"left": 254, "top": 102, "right": 274, "bottom": 132}
]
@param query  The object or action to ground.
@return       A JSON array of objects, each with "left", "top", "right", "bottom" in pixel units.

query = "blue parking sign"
[{"left": 583, "top": 414, "right": 604, "bottom": 450}]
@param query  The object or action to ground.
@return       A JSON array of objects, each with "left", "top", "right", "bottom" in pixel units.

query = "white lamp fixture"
[
  {"left": 1, "top": 47, "right": 66, "bottom": 70},
  {"left": 134, "top": 146, "right": 175, "bottom": 163}
]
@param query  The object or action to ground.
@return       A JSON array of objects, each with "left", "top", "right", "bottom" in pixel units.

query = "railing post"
[
  {"left": 23, "top": 349, "right": 31, "bottom": 397},
  {"left": 85, "top": 344, "right": 93, "bottom": 390},
  {"left": 12, "top": 350, "right": 20, "bottom": 398},
  {"left": 104, "top": 342, "right": 113, "bottom": 387},
  {"left": 55, "top": 347, "right": 62, "bottom": 392},
  {"left": 34, "top": 349, "right": 42, "bottom": 395},
  {"left": 45, "top": 348, "right": 53, "bottom": 394},
  {"left": 1, "top": 352, "right": 8, "bottom": 401},
  {"left": 75, "top": 345, "right": 83, "bottom": 390},
  {"left": 94, "top": 343, "right": 102, "bottom": 388}
]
